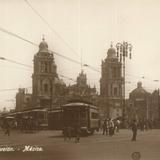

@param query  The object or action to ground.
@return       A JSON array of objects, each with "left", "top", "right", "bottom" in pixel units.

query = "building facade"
[
  {"left": 100, "top": 45, "right": 123, "bottom": 119},
  {"left": 127, "top": 82, "right": 160, "bottom": 123},
  {"left": 149, "top": 90, "right": 160, "bottom": 121},
  {"left": 128, "top": 82, "right": 150, "bottom": 121},
  {"left": 67, "top": 70, "right": 97, "bottom": 103},
  {"left": 16, "top": 88, "right": 33, "bottom": 111},
  {"left": 16, "top": 39, "right": 97, "bottom": 111},
  {"left": 16, "top": 39, "right": 66, "bottom": 111},
  {"left": 32, "top": 38, "right": 60, "bottom": 109}
]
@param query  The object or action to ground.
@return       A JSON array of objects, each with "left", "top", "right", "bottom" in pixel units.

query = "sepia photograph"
[{"left": 0, "top": 0, "right": 160, "bottom": 160}]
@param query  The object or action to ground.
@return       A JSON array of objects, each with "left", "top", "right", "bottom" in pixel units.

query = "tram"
[
  {"left": 48, "top": 101, "right": 100, "bottom": 135},
  {"left": 6, "top": 109, "right": 48, "bottom": 129}
]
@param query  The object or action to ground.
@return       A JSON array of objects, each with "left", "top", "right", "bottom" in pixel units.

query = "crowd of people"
[
  {"left": 101, "top": 118, "right": 121, "bottom": 136},
  {"left": 100, "top": 118, "right": 156, "bottom": 141},
  {"left": 62, "top": 118, "right": 121, "bottom": 143}
]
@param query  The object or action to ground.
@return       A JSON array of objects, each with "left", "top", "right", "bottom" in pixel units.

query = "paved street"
[{"left": 0, "top": 129, "right": 160, "bottom": 160}]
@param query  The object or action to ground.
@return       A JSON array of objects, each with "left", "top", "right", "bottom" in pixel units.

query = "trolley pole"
[{"left": 116, "top": 42, "right": 132, "bottom": 127}]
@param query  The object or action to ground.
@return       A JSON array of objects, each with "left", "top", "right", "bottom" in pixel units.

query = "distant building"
[
  {"left": 67, "top": 70, "right": 97, "bottom": 102},
  {"left": 128, "top": 82, "right": 160, "bottom": 123},
  {"left": 149, "top": 89, "right": 160, "bottom": 121},
  {"left": 100, "top": 44, "right": 123, "bottom": 119},
  {"left": 129, "top": 82, "right": 150, "bottom": 121},
  {"left": 16, "top": 88, "right": 33, "bottom": 111}
]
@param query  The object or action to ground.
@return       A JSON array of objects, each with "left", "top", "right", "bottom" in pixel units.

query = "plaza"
[{"left": 0, "top": 129, "right": 160, "bottom": 160}]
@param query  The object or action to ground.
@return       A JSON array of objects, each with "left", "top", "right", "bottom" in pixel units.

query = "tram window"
[
  {"left": 91, "top": 112, "right": 98, "bottom": 119},
  {"left": 38, "top": 112, "right": 44, "bottom": 119},
  {"left": 80, "top": 111, "right": 86, "bottom": 118}
]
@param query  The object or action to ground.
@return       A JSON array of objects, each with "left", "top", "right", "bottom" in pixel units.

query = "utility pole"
[{"left": 116, "top": 42, "right": 132, "bottom": 127}]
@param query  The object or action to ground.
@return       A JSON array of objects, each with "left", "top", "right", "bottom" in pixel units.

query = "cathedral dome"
[
  {"left": 107, "top": 46, "right": 117, "bottom": 59},
  {"left": 130, "top": 82, "right": 148, "bottom": 98},
  {"left": 39, "top": 38, "right": 49, "bottom": 52}
]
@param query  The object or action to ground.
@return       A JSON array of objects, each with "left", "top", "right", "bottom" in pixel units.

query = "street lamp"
[{"left": 116, "top": 42, "right": 132, "bottom": 126}]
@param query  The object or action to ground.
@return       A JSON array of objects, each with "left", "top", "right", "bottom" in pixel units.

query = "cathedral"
[
  {"left": 14, "top": 39, "right": 160, "bottom": 126},
  {"left": 16, "top": 39, "right": 97, "bottom": 111}
]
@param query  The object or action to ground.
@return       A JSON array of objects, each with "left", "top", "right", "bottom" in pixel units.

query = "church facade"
[
  {"left": 16, "top": 39, "right": 66, "bottom": 111},
  {"left": 15, "top": 39, "right": 97, "bottom": 111}
]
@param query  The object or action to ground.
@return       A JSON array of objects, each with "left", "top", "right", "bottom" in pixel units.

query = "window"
[
  {"left": 45, "top": 62, "right": 48, "bottom": 72},
  {"left": 80, "top": 111, "right": 86, "bottom": 119},
  {"left": 91, "top": 112, "right": 98, "bottom": 119},
  {"left": 41, "top": 62, "right": 45, "bottom": 72},
  {"left": 110, "top": 84, "right": 112, "bottom": 95},
  {"left": 40, "top": 80, "right": 42, "bottom": 91},
  {"left": 114, "top": 87, "right": 118, "bottom": 96},
  {"left": 113, "top": 67, "right": 117, "bottom": 78},
  {"left": 119, "top": 85, "right": 121, "bottom": 95},
  {"left": 44, "top": 84, "right": 48, "bottom": 93}
]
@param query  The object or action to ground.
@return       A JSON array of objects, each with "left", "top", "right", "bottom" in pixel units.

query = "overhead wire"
[
  {"left": 0, "top": 27, "right": 100, "bottom": 74},
  {"left": 0, "top": 87, "right": 32, "bottom": 92},
  {"left": 0, "top": 24, "right": 158, "bottom": 88},
  {"left": 24, "top": 0, "right": 101, "bottom": 73},
  {"left": 0, "top": 56, "right": 76, "bottom": 82},
  {"left": 0, "top": 56, "right": 33, "bottom": 68},
  {"left": 0, "top": 27, "right": 38, "bottom": 47},
  {"left": 24, "top": 0, "right": 79, "bottom": 56}
]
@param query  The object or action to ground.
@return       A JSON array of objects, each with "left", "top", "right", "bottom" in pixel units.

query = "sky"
[{"left": 0, "top": 0, "right": 160, "bottom": 110}]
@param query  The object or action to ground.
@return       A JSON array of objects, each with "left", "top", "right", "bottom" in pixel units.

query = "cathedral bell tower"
[
  {"left": 100, "top": 44, "right": 123, "bottom": 119},
  {"left": 32, "top": 38, "right": 58, "bottom": 107}
]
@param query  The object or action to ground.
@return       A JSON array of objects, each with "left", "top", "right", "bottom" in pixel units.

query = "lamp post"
[{"left": 116, "top": 42, "right": 132, "bottom": 126}]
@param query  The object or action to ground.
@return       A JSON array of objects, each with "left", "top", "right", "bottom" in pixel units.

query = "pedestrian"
[
  {"left": 115, "top": 119, "right": 121, "bottom": 133},
  {"left": 4, "top": 120, "right": 10, "bottom": 136},
  {"left": 67, "top": 126, "right": 72, "bottom": 140},
  {"left": 63, "top": 126, "right": 67, "bottom": 141},
  {"left": 130, "top": 119, "right": 138, "bottom": 141},
  {"left": 74, "top": 124, "right": 80, "bottom": 143},
  {"left": 14, "top": 120, "right": 18, "bottom": 129},
  {"left": 98, "top": 119, "right": 101, "bottom": 132},
  {"left": 109, "top": 119, "right": 114, "bottom": 136},
  {"left": 102, "top": 119, "right": 107, "bottom": 135}
]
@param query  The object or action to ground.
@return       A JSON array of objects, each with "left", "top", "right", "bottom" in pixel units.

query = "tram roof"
[
  {"left": 62, "top": 102, "right": 97, "bottom": 109},
  {"left": 9, "top": 109, "right": 48, "bottom": 115},
  {"left": 31, "top": 109, "right": 48, "bottom": 112}
]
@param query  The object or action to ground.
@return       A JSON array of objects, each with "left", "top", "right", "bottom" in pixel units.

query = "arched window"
[
  {"left": 44, "top": 84, "right": 48, "bottom": 93},
  {"left": 114, "top": 87, "right": 118, "bottom": 96},
  {"left": 45, "top": 62, "right": 48, "bottom": 72},
  {"left": 40, "top": 80, "right": 42, "bottom": 91}
]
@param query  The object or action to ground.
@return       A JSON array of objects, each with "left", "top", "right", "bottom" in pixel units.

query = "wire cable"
[
  {"left": 0, "top": 56, "right": 76, "bottom": 82},
  {"left": 0, "top": 57, "right": 33, "bottom": 68},
  {"left": 0, "top": 27, "right": 100, "bottom": 73},
  {"left": 24, "top": 0, "right": 79, "bottom": 56},
  {"left": 0, "top": 27, "right": 38, "bottom": 47},
  {"left": 0, "top": 87, "right": 32, "bottom": 92}
]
